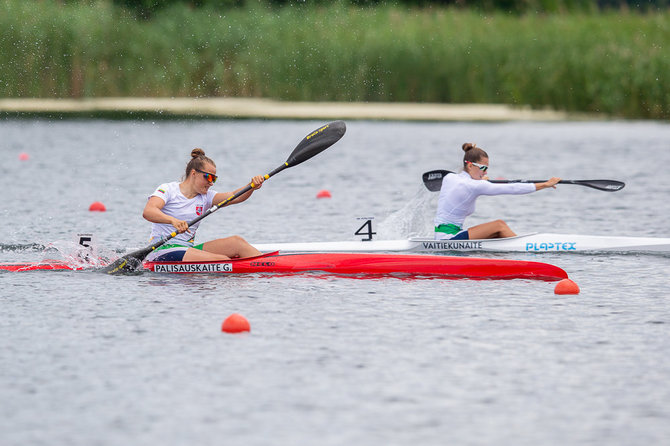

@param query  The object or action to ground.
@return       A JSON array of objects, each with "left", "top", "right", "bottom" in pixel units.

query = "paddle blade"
[
  {"left": 285, "top": 121, "right": 346, "bottom": 168},
  {"left": 99, "top": 246, "right": 153, "bottom": 274},
  {"left": 573, "top": 179, "right": 625, "bottom": 192},
  {"left": 422, "top": 169, "right": 451, "bottom": 192}
]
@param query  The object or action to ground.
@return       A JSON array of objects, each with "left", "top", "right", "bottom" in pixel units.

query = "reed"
[{"left": 1, "top": 0, "right": 668, "bottom": 118}]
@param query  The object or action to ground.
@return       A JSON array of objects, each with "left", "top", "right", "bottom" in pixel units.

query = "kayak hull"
[
  {"left": 143, "top": 252, "right": 568, "bottom": 281},
  {"left": 253, "top": 233, "right": 670, "bottom": 254}
]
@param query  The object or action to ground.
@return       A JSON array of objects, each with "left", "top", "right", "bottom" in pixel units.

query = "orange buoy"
[
  {"left": 221, "top": 313, "right": 250, "bottom": 333},
  {"left": 19, "top": 152, "right": 30, "bottom": 161},
  {"left": 554, "top": 278, "right": 580, "bottom": 295},
  {"left": 89, "top": 202, "right": 107, "bottom": 212},
  {"left": 316, "top": 189, "right": 332, "bottom": 199}
]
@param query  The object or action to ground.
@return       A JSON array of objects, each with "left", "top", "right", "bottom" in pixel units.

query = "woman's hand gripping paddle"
[
  {"left": 102, "top": 121, "right": 347, "bottom": 274},
  {"left": 422, "top": 169, "right": 625, "bottom": 192}
]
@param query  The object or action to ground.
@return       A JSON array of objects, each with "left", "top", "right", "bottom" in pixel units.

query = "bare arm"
[
  {"left": 142, "top": 196, "right": 189, "bottom": 233},
  {"left": 213, "top": 174, "right": 266, "bottom": 206}
]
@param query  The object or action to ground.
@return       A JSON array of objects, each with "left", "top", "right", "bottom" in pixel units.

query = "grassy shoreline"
[{"left": 1, "top": 1, "right": 668, "bottom": 119}]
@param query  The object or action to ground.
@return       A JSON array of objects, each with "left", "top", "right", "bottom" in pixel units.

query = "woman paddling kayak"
[
  {"left": 434, "top": 143, "right": 561, "bottom": 240},
  {"left": 143, "top": 148, "right": 265, "bottom": 262}
]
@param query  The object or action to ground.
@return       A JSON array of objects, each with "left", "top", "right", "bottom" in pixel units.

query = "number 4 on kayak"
[{"left": 355, "top": 218, "right": 376, "bottom": 241}]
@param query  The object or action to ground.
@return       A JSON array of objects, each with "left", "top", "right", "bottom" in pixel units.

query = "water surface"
[{"left": 1, "top": 119, "right": 669, "bottom": 446}]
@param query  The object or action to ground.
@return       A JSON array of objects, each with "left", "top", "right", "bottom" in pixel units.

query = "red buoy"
[
  {"left": 89, "top": 202, "right": 106, "bottom": 212},
  {"left": 316, "top": 189, "right": 332, "bottom": 199},
  {"left": 554, "top": 278, "right": 580, "bottom": 295},
  {"left": 221, "top": 313, "right": 250, "bottom": 333},
  {"left": 19, "top": 153, "right": 30, "bottom": 161}
]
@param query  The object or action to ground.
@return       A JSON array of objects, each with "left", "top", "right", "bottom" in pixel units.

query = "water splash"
[
  {"left": 0, "top": 240, "right": 112, "bottom": 269},
  {"left": 376, "top": 187, "right": 437, "bottom": 240},
  {"left": 46, "top": 240, "right": 111, "bottom": 269}
]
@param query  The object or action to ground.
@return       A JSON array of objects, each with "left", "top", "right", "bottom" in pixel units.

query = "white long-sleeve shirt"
[{"left": 434, "top": 171, "right": 536, "bottom": 228}]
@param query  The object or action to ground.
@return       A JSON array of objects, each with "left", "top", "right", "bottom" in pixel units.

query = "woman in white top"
[
  {"left": 434, "top": 143, "right": 561, "bottom": 240},
  {"left": 143, "top": 148, "right": 265, "bottom": 262}
]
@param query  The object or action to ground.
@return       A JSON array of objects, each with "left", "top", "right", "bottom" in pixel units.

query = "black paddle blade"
[
  {"left": 99, "top": 246, "right": 152, "bottom": 274},
  {"left": 422, "top": 169, "right": 451, "bottom": 191},
  {"left": 573, "top": 179, "right": 625, "bottom": 192},
  {"left": 285, "top": 121, "right": 346, "bottom": 168}
]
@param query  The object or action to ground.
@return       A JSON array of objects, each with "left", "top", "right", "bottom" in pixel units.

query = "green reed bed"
[{"left": 1, "top": 0, "right": 669, "bottom": 118}]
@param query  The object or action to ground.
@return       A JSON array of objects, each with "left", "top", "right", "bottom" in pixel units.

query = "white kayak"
[{"left": 254, "top": 233, "right": 670, "bottom": 254}]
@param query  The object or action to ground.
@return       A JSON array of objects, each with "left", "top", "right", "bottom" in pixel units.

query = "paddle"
[
  {"left": 422, "top": 169, "right": 625, "bottom": 192},
  {"left": 101, "top": 120, "right": 347, "bottom": 274}
]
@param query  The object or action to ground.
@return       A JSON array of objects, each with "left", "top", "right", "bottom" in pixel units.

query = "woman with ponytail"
[
  {"left": 434, "top": 143, "right": 561, "bottom": 240},
  {"left": 142, "top": 148, "right": 265, "bottom": 262}
]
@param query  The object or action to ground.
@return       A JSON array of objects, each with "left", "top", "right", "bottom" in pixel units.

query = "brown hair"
[
  {"left": 185, "top": 148, "right": 215, "bottom": 179},
  {"left": 462, "top": 143, "right": 488, "bottom": 165}
]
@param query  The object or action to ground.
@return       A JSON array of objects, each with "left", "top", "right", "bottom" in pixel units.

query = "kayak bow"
[{"left": 0, "top": 260, "right": 81, "bottom": 272}]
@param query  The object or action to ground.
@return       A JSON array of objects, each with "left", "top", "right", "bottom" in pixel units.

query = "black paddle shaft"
[{"left": 422, "top": 170, "right": 625, "bottom": 192}]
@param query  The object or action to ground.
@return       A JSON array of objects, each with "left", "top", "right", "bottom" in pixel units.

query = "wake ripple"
[{"left": 0, "top": 243, "right": 53, "bottom": 253}]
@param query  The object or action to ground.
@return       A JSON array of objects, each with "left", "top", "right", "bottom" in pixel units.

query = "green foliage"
[
  {"left": 112, "top": 0, "right": 244, "bottom": 19},
  {"left": 1, "top": 0, "right": 669, "bottom": 118}
]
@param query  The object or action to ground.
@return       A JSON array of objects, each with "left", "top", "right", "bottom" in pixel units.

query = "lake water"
[{"left": 1, "top": 118, "right": 669, "bottom": 445}]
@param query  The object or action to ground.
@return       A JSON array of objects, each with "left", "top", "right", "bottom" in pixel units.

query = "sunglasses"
[
  {"left": 195, "top": 169, "right": 217, "bottom": 183},
  {"left": 468, "top": 161, "right": 489, "bottom": 172}
]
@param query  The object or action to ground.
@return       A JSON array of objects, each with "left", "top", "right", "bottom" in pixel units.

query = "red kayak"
[
  {"left": 1, "top": 251, "right": 568, "bottom": 281},
  {"left": 144, "top": 251, "right": 568, "bottom": 281}
]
